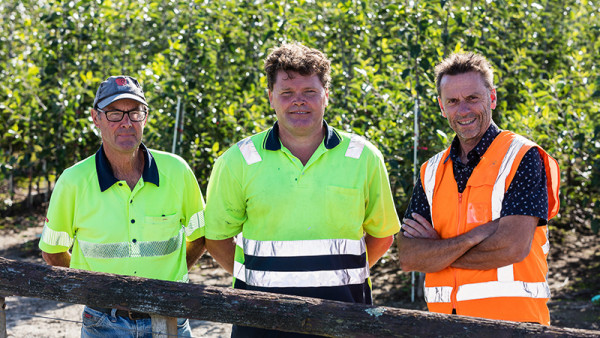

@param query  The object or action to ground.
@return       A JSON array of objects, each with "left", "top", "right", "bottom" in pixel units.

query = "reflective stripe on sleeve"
[
  {"left": 242, "top": 237, "right": 366, "bottom": 257},
  {"left": 244, "top": 267, "right": 369, "bottom": 288},
  {"left": 185, "top": 210, "right": 205, "bottom": 237},
  {"left": 345, "top": 134, "right": 366, "bottom": 159},
  {"left": 457, "top": 280, "right": 551, "bottom": 301},
  {"left": 423, "top": 286, "right": 453, "bottom": 303},
  {"left": 41, "top": 225, "right": 74, "bottom": 248},
  {"left": 78, "top": 228, "right": 184, "bottom": 259},
  {"left": 237, "top": 137, "right": 262, "bottom": 165}
]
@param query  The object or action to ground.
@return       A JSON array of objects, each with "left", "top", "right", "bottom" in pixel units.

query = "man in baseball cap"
[
  {"left": 93, "top": 75, "right": 148, "bottom": 109},
  {"left": 40, "top": 75, "right": 206, "bottom": 337}
]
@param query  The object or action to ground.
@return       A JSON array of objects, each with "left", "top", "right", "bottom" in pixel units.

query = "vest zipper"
[{"left": 452, "top": 192, "right": 463, "bottom": 311}]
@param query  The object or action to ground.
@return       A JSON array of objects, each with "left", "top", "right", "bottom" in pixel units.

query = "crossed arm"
[{"left": 397, "top": 213, "right": 538, "bottom": 273}]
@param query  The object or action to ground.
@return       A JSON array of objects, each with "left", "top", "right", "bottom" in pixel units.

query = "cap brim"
[{"left": 97, "top": 93, "right": 148, "bottom": 109}]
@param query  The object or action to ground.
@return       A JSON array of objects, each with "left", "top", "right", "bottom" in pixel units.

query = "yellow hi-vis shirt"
[
  {"left": 39, "top": 144, "right": 205, "bottom": 282},
  {"left": 205, "top": 121, "right": 400, "bottom": 304}
]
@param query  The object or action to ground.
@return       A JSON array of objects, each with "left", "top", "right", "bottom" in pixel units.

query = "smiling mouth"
[
  {"left": 291, "top": 111, "right": 309, "bottom": 114},
  {"left": 458, "top": 118, "right": 476, "bottom": 126}
]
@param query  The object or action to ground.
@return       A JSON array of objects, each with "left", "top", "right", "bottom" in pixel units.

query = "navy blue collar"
[
  {"left": 445, "top": 123, "right": 501, "bottom": 165},
  {"left": 263, "top": 120, "right": 342, "bottom": 151},
  {"left": 95, "top": 143, "right": 159, "bottom": 192}
]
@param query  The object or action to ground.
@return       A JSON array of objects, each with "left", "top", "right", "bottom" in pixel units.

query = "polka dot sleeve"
[
  {"left": 403, "top": 177, "right": 432, "bottom": 224},
  {"left": 500, "top": 147, "right": 548, "bottom": 224}
]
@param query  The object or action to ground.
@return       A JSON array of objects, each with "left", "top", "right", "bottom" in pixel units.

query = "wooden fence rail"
[{"left": 0, "top": 257, "right": 598, "bottom": 337}]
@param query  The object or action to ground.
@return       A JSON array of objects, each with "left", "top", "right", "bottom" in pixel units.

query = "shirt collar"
[
  {"left": 95, "top": 143, "right": 159, "bottom": 192},
  {"left": 263, "top": 120, "right": 342, "bottom": 151},
  {"left": 446, "top": 123, "right": 501, "bottom": 164}
]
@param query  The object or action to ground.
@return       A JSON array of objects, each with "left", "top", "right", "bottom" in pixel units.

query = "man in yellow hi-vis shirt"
[
  {"left": 39, "top": 75, "right": 205, "bottom": 337},
  {"left": 204, "top": 43, "right": 401, "bottom": 337}
]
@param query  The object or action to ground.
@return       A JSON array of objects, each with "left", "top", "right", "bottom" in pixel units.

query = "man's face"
[
  {"left": 91, "top": 98, "right": 147, "bottom": 155},
  {"left": 268, "top": 70, "right": 329, "bottom": 140},
  {"left": 438, "top": 71, "right": 496, "bottom": 147}
]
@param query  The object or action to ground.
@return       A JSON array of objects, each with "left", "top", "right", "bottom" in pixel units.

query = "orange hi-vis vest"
[{"left": 420, "top": 131, "right": 560, "bottom": 325}]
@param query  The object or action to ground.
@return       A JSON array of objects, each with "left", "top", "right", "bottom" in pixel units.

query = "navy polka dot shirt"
[{"left": 404, "top": 123, "right": 548, "bottom": 226}]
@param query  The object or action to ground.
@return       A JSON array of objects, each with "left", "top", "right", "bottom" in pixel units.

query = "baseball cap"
[{"left": 93, "top": 76, "right": 148, "bottom": 109}]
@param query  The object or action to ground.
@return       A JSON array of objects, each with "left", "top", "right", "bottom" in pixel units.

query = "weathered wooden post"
[
  {"left": 0, "top": 295, "right": 7, "bottom": 338},
  {"left": 151, "top": 315, "right": 177, "bottom": 338}
]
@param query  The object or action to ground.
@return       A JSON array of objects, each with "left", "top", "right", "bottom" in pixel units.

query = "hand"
[{"left": 402, "top": 213, "right": 440, "bottom": 239}]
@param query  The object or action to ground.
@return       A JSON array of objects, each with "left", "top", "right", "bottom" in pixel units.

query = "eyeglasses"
[{"left": 97, "top": 108, "right": 148, "bottom": 122}]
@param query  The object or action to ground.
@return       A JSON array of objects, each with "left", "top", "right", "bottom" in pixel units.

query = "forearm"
[
  {"left": 451, "top": 216, "right": 535, "bottom": 270},
  {"left": 451, "top": 231, "right": 508, "bottom": 270},
  {"left": 205, "top": 238, "right": 236, "bottom": 274},
  {"left": 397, "top": 222, "right": 496, "bottom": 273},
  {"left": 42, "top": 251, "right": 71, "bottom": 267},
  {"left": 186, "top": 237, "right": 206, "bottom": 270},
  {"left": 365, "top": 234, "right": 393, "bottom": 268}
]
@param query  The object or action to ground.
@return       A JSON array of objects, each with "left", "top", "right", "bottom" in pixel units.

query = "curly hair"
[
  {"left": 434, "top": 52, "right": 494, "bottom": 96},
  {"left": 264, "top": 43, "right": 331, "bottom": 91}
]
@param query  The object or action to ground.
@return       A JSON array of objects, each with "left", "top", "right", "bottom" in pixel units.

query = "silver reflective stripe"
[
  {"left": 237, "top": 137, "right": 262, "bottom": 165},
  {"left": 491, "top": 135, "right": 534, "bottom": 220},
  {"left": 542, "top": 238, "right": 550, "bottom": 255},
  {"left": 242, "top": 237, "right": 366, "bottom": 257},
  {"left": 234, "top": 236, "right": 368, "bottom": 287},
  {"left": 185, "top": 210, "right": 205, "bottom": 237},
  {"left": 233, "top": 260, "right": 246, "bottom": 282},
  {"left": 422, "top": 150, "right": 445, "bottom": 228},
  {"left": 345, "top": 134, "right": 366, "bottom": 159},
  {"left": 423, "top": 286, "right": 453, "bottom": 303},
  {"left": 490, "top": 136, "right": 536, "bottom": 284},
  {"left": 235, "top": 233, "right": 244, "bottom": 251},
  {"left": 244, "top": 267, "right": 369, "bottom": 288},
  {"left": 41, "top": 225, "right": 74, "bottom": 248},
  {"left": 78, "top": 228, "right": 184, "bottom": 259},
  {"left": 542, "top": 229, "right": 550, "bottom": 255},
  {"left": 178, "top": 273, "right": 189, "bottom": 283},
  {"left": 497, "top": 265, "right": 514, "bottom": 282},
  {"left": 457, "top": 280, "right": 551, "bottom": 301}
]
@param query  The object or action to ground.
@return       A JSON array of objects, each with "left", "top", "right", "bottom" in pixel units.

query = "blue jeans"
[{"left": 81, "top": 306, "right": 192, "bottom": 337}]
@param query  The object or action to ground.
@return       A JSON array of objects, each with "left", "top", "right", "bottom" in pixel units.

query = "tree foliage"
[{"left": 1, "top": 0, "right": 598, "bottom": 231}]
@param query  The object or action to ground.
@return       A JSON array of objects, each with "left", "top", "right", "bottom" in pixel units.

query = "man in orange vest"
[{"left": 397, "top": 52, "right": 560, "bottom": 325}]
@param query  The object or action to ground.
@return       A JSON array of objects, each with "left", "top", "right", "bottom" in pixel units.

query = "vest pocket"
[{"left": 466, "top": 202, "right": 489, "bottom": 226}]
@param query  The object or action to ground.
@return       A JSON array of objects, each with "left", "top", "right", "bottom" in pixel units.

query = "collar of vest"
[
  {"left": 95, "top": 143, "right": 159, "bottom": 192},
  {"left": 442, "top": 130, "right": 515, "bottom": 166},
  {"left": 263, "top": 120, "right": 342, "bottom": 151}
]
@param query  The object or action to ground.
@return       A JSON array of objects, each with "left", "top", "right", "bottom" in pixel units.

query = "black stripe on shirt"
[{"left": 243, "top": 253, "right": 367, "bottom": 272}]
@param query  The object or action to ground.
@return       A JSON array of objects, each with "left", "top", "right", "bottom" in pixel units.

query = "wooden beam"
[
  {"left": 151, "top": 315, "right": 177, "bottom": 338},
  {"left": 0, "top": 257, "right": 597, "bottom": 337}
]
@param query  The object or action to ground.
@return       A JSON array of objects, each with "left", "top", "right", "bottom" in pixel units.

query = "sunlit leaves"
[{"left": 0, "top": 0, "right": 598, "bottom": 231}]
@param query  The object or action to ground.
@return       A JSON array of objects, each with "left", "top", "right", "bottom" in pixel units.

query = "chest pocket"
[
  {"left": 464, "top": 164, "right": 497, "bottom": 228},
  {"left": 143, "top": 213, "right": 181, "bottom": 240},
  {"left": 325, "top": 186, "right": 364, "bottom": 229}
]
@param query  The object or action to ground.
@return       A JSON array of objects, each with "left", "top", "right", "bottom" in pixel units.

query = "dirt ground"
[{"left": 0, "top": 205, "right": 599, "bottom": 337}]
